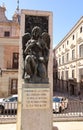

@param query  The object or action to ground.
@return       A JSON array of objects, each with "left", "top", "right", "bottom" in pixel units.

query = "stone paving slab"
[{"left": 0, "top": 116, "right": 16, "bottom": 124}]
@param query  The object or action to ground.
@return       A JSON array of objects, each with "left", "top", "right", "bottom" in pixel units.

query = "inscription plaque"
[{"left": 22, "top": 87, "right": 50, "bottom": 109}]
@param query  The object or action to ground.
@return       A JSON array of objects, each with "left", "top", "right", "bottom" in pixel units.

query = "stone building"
[
  {"left": 0, "top": 5, "right": 53, "bottom": 98},
  {"left": 0, "top": 5, "right": 20, "bottom": 97},
  {"left": 53, "top": 16, "right": 83, "bottom": 96}
]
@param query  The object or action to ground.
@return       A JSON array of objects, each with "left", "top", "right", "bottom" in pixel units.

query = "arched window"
[{"left": 79, "top": 44, "right": 83, "bottom": 57}]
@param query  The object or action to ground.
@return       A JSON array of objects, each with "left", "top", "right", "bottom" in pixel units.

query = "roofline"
[{"left": 54, "top": 16, "right": 83, "bottom": 50}]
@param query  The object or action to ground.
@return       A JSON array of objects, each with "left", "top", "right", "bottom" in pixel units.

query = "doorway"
[{"left": 70, "top": 84, "right": 74, "bottom": 95}]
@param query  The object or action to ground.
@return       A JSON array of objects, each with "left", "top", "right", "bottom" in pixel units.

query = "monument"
[{"left": 17, "top": 9, "right": 53, "bottom": 130}]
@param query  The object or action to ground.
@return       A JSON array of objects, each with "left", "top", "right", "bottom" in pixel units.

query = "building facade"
[
  {"left": 0, "top": 5, "right": 20, "bottom": 97},
  {"left": 53, "top": 16, "right": 83, "bottom": 96},
  {"left": 0, "top": 5, "right": 53, "bottom": 98}
]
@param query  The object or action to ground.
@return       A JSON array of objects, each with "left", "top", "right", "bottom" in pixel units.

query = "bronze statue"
[{"left": 22, "top": 26, "right": 50, "bottom": 83}]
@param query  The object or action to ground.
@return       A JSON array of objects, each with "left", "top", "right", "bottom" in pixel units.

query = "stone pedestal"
[
  {"left": 21, "top": 83, "right": 52, "bottom": 130},
  {"left": 17, "top": 9, "right": 53, "bottom": 130}
]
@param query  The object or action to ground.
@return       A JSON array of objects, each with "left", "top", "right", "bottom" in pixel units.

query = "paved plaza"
[{"left": 0, "top": 122, "right": 83, "bottom": 130}]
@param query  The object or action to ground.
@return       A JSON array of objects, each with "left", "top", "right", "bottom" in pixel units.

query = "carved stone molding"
[
  {"left": 61, "top": 51, "right": 65, "bottom": 55},
  {"left": 70, "top": 64, "right": 75, "bottom": 68},
  {"left": 58, "top": 54, "right": 61, "bottom": 57},
  {"left": 78, "top": 62, "right": 83, "bottom": 66},
  {"left": 65, "top": 48, "right": 69, "bottom": 52},
  {"left": 77, "top": 37, "right": 83, "bottom": 44},
  {"left": 65, "top": 66, "right": 69, "bottom": 69},
  {"left": 70, "top": 44, "right": 75, "bottom": 49}
]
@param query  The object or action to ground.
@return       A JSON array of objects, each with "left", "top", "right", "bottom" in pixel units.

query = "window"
[
  {"left": 62, "top": 55, "right": 64, "bottom": 64},
  {"left": 7, "top": 97, "right": 17, "bottom": 102},
  {"left": 79, "top": 68, "right": 83, "bottom": 81},
  {"left": 61, "top": 71, "right": 64, "bottom": 79},
  {"left": 67, "top": 40, "right": 69, "bottom": 45},
  {"left": 4, "top": 31, "right": 10, "bottom": 37},
  {"left": 66, "top": 53, "right": 69, "bottom": 62},
  {"left": 80, "top": 27, "right": 82, "bottom": 33},
  {"left": 11, "top": 79, "right": 18, "bottom": 94},
  {"left": 72, "top": 49, "right": 75, "bottom": 60},
  {"left": 12, "top": 53, "right": 19, "bottom": 69},
  {"left": 65, "top": 70, "right": 68, "bottom": 80},
  {"left": 58, "top": 71, "right": 60, "bottom": 79},
  {"left": 63, "top": 44, "right": 64, "bottom": 48},
  {"left": 59, "top": 47, "right": 61, "bottom": 51},
  {"left": 72, "top": 35, "right": 75, "bottom": 40},
  {"left": 79, "top": 44, "right": 83, "bottom": 57},
  {"left": 53, "top": 57, "right": 56, "bottom": 67},
  {"left": 59, "top": 57, "right": 61, "bottom": 65},
  {"left": 72, "top": 70, "right": 75, "bottom": 78}
]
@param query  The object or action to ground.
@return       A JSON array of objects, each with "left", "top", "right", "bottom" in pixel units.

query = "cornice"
[
  {"left": 0, "top": 21, "right": 20, "bottom": 27},
  {"left": 0, "top": 37, "right": 19, "bottom": 45}
]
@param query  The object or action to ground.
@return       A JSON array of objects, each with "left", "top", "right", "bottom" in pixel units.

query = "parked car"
[
  {"left": 53, "top": 96, "right": 68, "bottom": 113},
  {"left": 0, "top": 94, "right": 18, "bottom": 114}
]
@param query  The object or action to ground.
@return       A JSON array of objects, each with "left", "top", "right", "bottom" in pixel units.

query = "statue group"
[{"left": 22, "top": 26, "right": 50, "bottom": 83}]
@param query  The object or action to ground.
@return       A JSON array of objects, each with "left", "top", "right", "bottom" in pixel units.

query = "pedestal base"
[{"left": 21, "top": 83, "right": 52, "bottom": 130}]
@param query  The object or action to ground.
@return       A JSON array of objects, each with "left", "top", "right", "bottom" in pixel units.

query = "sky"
[{"left": 0, "top": 0, "right": 83, "bottom": 48}]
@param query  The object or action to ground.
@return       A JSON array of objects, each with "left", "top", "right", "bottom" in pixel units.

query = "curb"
[{"left": 0, "top": 116, "right": 16, "bottom": 124}]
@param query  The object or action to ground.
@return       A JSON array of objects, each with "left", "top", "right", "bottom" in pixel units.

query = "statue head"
[{"left": 31, "top": 26, "right": 41, "bottom": 40}]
